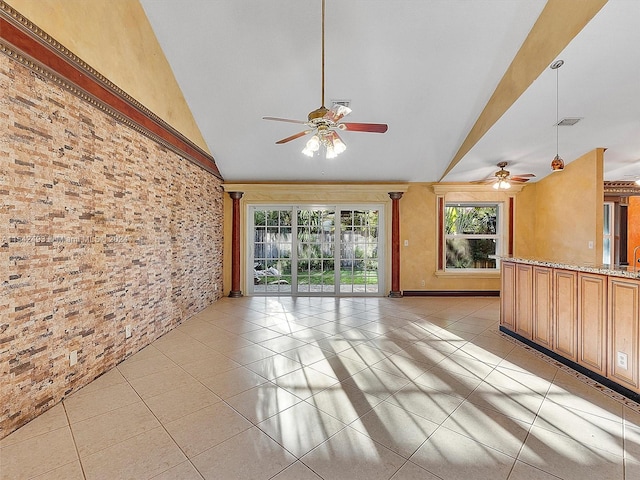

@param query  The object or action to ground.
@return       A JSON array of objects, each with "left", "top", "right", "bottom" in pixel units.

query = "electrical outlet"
[
  {"left": 421, "top": 280, "right": 426, "bottom": 287},
  {"left": 125, "top": 325, "right": 132, "bottom": 339},
  {"left": 404, "top": 240, "right": 409, "bottom": 247},
  {"left": 69, "top": 350, "right": 78, "bottom": 366},
  {"left": 588, "top": 241, "right": 594, "bottom": 249},
  {"left": 617, "top": 351, "right": 628, "bottom": 369}
]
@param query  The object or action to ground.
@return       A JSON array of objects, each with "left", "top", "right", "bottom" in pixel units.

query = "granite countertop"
[{"left": 501, "top": 257, "right": 640, "bottom": 279}]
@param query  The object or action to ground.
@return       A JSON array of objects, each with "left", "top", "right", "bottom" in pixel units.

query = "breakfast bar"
[{"left": 500, "top": 257, "right": 640, "bottom": 400}]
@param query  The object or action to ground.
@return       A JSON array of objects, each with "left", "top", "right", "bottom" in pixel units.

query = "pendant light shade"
[{"left": 551, "top": 154, "right": 564, "bottom": 172}]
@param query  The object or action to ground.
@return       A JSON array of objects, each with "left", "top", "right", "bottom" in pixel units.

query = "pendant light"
[{"left": 550, "top": 59, "right": 565, "bottom": 172}]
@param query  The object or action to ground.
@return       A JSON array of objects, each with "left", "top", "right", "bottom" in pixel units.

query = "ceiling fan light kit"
[
  {"left": 263, "top": 0, "right": 388, "bottom": 159},
  {"left": 473, "top": 161, "right": 535, "bottom": 189},
  {"left": 302, "top": 129, "right": 347, "bottom": 158},
  {"left": 550, "top": 59, "right": 565, "bottom": 172},
  {"left": 492, "top": 179, "right": 511, "bottom": 190},
  {"left": 492, "top": 161, "right": 512, "bottom": 189}
]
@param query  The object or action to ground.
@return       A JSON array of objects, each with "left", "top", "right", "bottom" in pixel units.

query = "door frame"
[{"left": 246, "top": 203, "right": 385, "bottom": 296}]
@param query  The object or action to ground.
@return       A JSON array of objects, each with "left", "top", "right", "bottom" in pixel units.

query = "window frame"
[{"left": 441, "top": 202, "right": 504, "bottom": 273}]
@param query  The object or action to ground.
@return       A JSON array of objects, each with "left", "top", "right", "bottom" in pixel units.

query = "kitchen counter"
[{"left": 501, "top": 256, "right": 640, "bottom": 279}]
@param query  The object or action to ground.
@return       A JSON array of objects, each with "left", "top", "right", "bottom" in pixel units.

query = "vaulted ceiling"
[{"left": 140, "top": 0, "right": 640, "bottom": 185}]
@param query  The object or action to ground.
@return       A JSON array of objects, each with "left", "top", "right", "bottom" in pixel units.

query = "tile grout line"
[
  {"left": 61, "top": 401, "right": 88, "bottom": 480},
  {"left": 117, "top": 355, "right": 208, "bottom": 480},
  {"left": 499, "top": 332, "right": 640, "bottom": 415},
  {"left": 22, "top": 297, "right": 624, "bottom": 480},
  {"left": 504, "top": 365, "right": 563, "bottom": 480},
  {"left": 145, "top": 323, "right": 319, "bottom": 477}
]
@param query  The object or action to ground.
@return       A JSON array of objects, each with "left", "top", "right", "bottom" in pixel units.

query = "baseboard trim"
[
  {"left": 500, "top": 326, "right": 640, "bottom": 404},
  {"left": 402, "top": 290, "right": 500, "bottom": 297}
]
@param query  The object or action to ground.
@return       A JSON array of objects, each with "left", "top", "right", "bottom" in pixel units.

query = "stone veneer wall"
[{"left": 0, "top": 53, "right": 224, "bottom": 438}]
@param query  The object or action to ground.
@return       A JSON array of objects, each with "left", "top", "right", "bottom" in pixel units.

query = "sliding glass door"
[{"left": 249, "top": 205, "right": 382, "bottom": 296}]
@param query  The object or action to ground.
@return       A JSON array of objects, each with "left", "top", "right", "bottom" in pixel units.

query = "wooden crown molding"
[
  {"left": 0, "top": 1, "right": 222, "bottom": 179},
  {"left": 432, "top": 182, "right": 524, "bottom": 194},
  {"left": 604, "top": 181, "right": 640, "bottom": 196},
  {"left": 222, "top": 183, "right": 410, "bottom": 203}
]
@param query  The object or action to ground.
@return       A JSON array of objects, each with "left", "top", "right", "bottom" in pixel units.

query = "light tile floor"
[{"left": 2, "top": 296, "right": 640, "bottom": 480}]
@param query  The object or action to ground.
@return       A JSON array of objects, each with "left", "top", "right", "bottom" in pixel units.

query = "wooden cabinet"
[
  {"left": 608, "top": 278, "right": 640, "bottom": 390},
  {"left": 577, "top": 273, "right": 607, "bottom": 376},
  {"left": 501, "top": 262, "right": 516, "bottom": 331},
  {"left": 515, "top": 264, "right": 533, "bottom": 339},
  {"left": 502, "top": 260, "right": 640, "bottom": 395},
  {"left": 532, "top": 266, "right": 553, "bottom": 349},
  {"left": 553, "top": 269, "right": 578, "bottom": 361}
]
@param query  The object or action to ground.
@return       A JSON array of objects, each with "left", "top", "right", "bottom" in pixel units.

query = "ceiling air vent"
[
  {"left": 556, "top": 117, "right": 582, "bottom": 126},
  {"left": 331, "top": 99, "right": 351, "bottom": 108}
]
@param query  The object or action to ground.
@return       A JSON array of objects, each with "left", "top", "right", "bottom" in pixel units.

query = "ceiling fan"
[
  {"left": 473, "top": 162, "right": 535, "bottom": 190},
  {"left": 263, "top": 0, "right": 388, "bottom": 158}
]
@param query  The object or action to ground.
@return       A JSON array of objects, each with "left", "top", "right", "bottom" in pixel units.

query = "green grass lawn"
[{"left": 295, "top": 269, "right": 378, "bottom": 285}]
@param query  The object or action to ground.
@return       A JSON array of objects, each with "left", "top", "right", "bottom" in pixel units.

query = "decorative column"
[
  {"left": 228, "top": 191, "right": 244, "bottom": 298},
  {"left": 389, "top": 192, "right": 403, "bottom": 298}
]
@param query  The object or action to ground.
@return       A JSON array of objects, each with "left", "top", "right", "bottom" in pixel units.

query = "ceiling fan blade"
[
  {"left": 513, "top": 173, "right": 535, "bottom": 178},
  {"left": 263, "top": 116, "right": 308, "bottom": 124},
  {"left": 510, "top": 177, "right": 532, "bottom": 183},
  {"left": 275, "top": 130, "right": 313, "bottom": 144},
  {"left": 341, "top": 122, "right": 388, "bottom": 133},
  {"left": 471, "top": 179, "right": 494, "bottom": 184},
  {"left": 324, "top": 104, "right": 352, "bottom": 123}
]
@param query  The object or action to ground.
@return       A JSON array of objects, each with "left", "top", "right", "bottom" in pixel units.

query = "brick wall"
[{"left": 0, "top": 53, "right": 224, "bottom": 438}]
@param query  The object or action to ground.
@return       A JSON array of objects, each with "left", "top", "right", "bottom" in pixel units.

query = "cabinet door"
[
  {"left": 608, "top": 278, "right": 640, "bottom": 391},
  {"left": 501, "top": 262, "right": 516, "bottom": 331},
  {"left": 515, "top": 264, "right": 533, "bottom": 339},
  {"left": 577, "top": 273, "right": 607, "bottom": 375},
  {"left": 533, "top": 266, "right": 553, "bottom": 349},
  {"left": 553, "top": 269, "right": 578, "bottom": 361}
]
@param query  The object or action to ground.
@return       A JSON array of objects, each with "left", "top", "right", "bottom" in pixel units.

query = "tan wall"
[
  {"left": 402, "top": 184, "right": 514, "bottom": 292},
  {"left": 221, "top": 184, "right": 405, "bottom": 296},
  {"left": 222, "top": 183, "right": 516, "bottom": 295},
  {"left": 0, "top": 53, "right": 223, "bottom": 438},
  {"left": 513, "top": 183, "right": 537, "bottom": 258},
  {"left": 5, "top": 0, "right": 210, "bottom": 153},
  {"left": 515, "top": 148, "right": 604, "bottom": 265},
  {"left": 400, "top": 184, "right": 438, "bottom": 291}
]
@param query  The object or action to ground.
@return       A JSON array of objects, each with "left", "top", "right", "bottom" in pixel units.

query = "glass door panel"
[
  {"left": 253, "top": 208, "right": 292, "bottom": 293},
  {"left": 339, "top": 209, "right": 379, "bottom": 293},
  {"left": 296, "top": 209, "right": 335, "bottom": 293}
]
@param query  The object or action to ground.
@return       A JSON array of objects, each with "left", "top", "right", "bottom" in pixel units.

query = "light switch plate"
[{"left": 69, "top": 350, "right": 78, "bottom": 366}]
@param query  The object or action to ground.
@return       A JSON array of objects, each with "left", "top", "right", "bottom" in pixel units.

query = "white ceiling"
[{"left": 140, "top": 0, "right": 640, "bottom": 184}]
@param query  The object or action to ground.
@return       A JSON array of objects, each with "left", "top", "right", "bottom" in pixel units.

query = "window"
[{"left": 444, "top": 203, "right": 501, "bottom": 271}]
